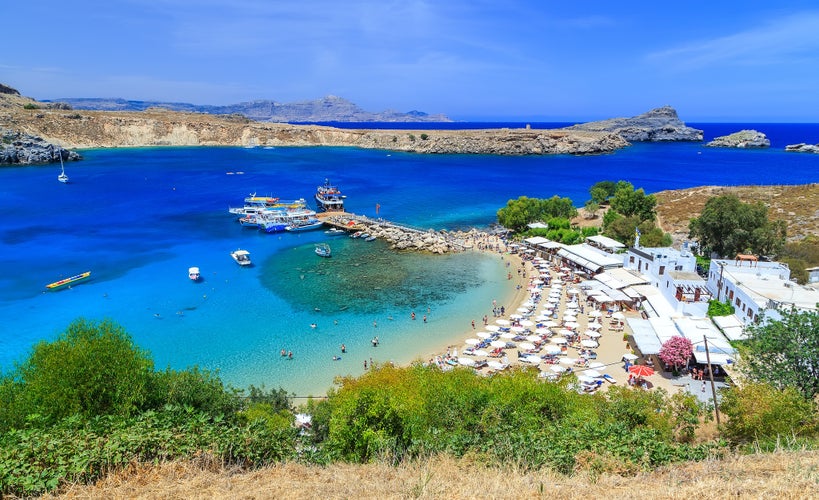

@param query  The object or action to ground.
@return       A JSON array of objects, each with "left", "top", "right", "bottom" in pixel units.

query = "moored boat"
[
  {"left": 365, "top": 235, "right": 377, "bottom": 242},
  {"left": 188, "top": 267, "right": 201, "bottom": 281},
  {"left": 324, "top": 227, "right": 346, "bottom": 236},
  {"left": 230, "top": 249, "right": 252, "bottom": 266},
  {"left": 315, "top": 179, "right": 345, "bottom": 213},
  {"left": 46, "top": 271, "right": 91, "bottom": 290},
  {"left": 285, "top": 220, "right": 323, "bottom": 232},
  {"left": 315, "top": 243, "right": 332, "bottom": 258}
]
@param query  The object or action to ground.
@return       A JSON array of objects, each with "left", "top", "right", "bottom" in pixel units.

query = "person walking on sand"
[{"left": 471, "top": 319, "right": 476, "bottom": 329}]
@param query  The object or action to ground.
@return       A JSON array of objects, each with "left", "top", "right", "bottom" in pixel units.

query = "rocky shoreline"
[
  {"left": 1, "top": 127, "right": 82, "bottom": 165},
  {"left": 706, "top": 129, "right": 770, "bottom": 148},
  {"left": 785, "top": 143, "right": 819, "bottom": 154}
]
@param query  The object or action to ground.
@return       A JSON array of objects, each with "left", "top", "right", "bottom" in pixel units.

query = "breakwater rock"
[
  {"left": 326, "top": 216, "right": 491, "bottom": 254},
  {"left": 706, "top": 129, "right": 770, "bottom": 148},
  {"left": 565, "top": 106, "right": 703, "bottom": 142},
  {"left": 1, "top": 127, "right": 82, "bottom": 165},
  {"left": 785, "top": 143, "right": 819, "bottom": 154}
]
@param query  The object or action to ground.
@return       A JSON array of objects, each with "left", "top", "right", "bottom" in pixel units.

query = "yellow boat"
[{"left": 46, "top": 271, "right": 91, "bottom": 290}]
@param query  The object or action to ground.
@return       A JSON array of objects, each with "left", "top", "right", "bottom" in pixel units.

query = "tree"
[
  {"left": 688, "top": 194, "right": 786, "bottom": 258},
  {"left": 658, "top": 336, "right": 693, "bottom": 372},
  {"left": 588, "top": 180, "right": 618, "bottom": 204},
  {"left": 609, "top": 183, "right": 657, "bottom": 221},
  {"left": 720, "top": 382, "right": 818, "bottom": 445},
  {"left": 497, "top": 195, "right": 576, "bottom": 232},
  {"left": 741, "top": 307, "right": 819, "bottom": 400}
]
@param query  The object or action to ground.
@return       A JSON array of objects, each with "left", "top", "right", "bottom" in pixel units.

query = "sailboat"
[{"left": 57, "top": 154, "right": 69, "bottom": 184}]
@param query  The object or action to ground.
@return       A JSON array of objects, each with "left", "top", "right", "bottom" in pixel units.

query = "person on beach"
[
  {"left": 471, "top": 319, "right": 476, "bottom": 329},
  {"left": 341, "top": 344, "right": 346, "bottom": 353},
  {"left": 288, "top": 351, "right": 293, "bottom": 359}
]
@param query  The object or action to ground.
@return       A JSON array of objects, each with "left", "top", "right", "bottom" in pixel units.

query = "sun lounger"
[{"left": 602, "top": 374, "right": 617, "bottom": 384}]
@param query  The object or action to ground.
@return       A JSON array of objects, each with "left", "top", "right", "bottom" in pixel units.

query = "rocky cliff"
[
  {"left": 706, "top": 129, "right": 770, "bottom": 148},
  {"left": 0, "top": 86, "right": 629, "bottom": 161},
  {"left": 566, "top": 105, "right": 703, "bottom": 141}
]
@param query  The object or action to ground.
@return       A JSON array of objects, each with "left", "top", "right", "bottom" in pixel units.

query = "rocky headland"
[
  {"left": 785, "top": 143, "right": 819, "bottom": 154},
  {"left": 706, "top": 129, "right": 770, "bottom": 148},
  {"left": 565, "top": 105, "right": 703, "bottom": 141}
]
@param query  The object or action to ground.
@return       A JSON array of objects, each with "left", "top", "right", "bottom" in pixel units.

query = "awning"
[{"left": 627, "top": 318, "right": 663, "bottom": 355}]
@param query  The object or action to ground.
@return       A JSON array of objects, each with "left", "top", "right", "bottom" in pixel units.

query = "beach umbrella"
[
  {"left": 587, "top": 322, "right": 602, "bottom": 330},
  {"left": 588, "top": 310, "right": 602, "bottom": 318},
  {"left": 520, "top": 319, "right": 534, "bottom": 327},
  {"left": 485, "top": 325, "right": 500, "bottom": 332},
  {"left": 588, "top": 362, "right": 606, "bottom": 369},
  {"left": 500, "top": 332, "right": 516, "bottom": 339},
  {"left": 612, "top": 311, "right": 625, "bottom": 320},
  {"left": 464, "top": 338, "right": 481, "bottom": 345},
  {"left": 552, "top": 279, "right": 563, "bottom": 284},
  {"left": 583, "top": 369, "right": 603, "bottom": 378},
  {"left": 521, "top": 355, "right": 541, "bottom": 364},
  {"left": 547, "top": 297, "right": 559, "bottom": 303},
  {"left": 496, "top": 319, "right": 511, "bottom": 325},
  {"left": 526, "top": 334, "right": 542, "bottom": 342},
  {"left": 541, "top": 320, "right": 559, "bottom": 328},
  {"left": 567, "top": 288, "right": 580, "bottom": 295},
  {"left": 518, "top": 342, "right": 536, "bottom": 351},
  {"left": 488, "top": 360, "right": 508, "bottom": 370},
  {"left": 587, "top": 331, "right": 602, "bottom": 339},
  {"left": 474, "top": 349, "right": 489, "bottom": 357},
  {"left": 535, "top": 328, "right": 551, "bottom": 336},
  {"left": 544, "top": 346, "right": 562, "bottom": 355},
  {"left": 531, "top": 279, "right": 543, "bottom": 285},
  {"left": 511, "top": 326, "right": 526, "bottom": 333},
  {"left": 490, "top": 340, "right": 507, "bottom": 348},
  {"left": 565, "top": 321, "right": 580, "bottom": 329},
  {"left": 550, "top": 365, "right": 567, "bottom": 373},
  {"left": 476, "top": 331, "right": 492, "bottom": 339},
  {"left": 551, "top": 337, "right": 567, "bottom": 345},
  {"left": 459, "top": 357, "right": 476, "bottom": 367},
  {"left": 559, "top": 329, "right": 575, "bottom": 337},
  {"left": 565, "top": 302, "right": 578, "bottom": 309},
  {"left": 581, "top": 339, "right": 599, "bottom": 348},
  {"left": 622, "top": 353, "right": 639, "bottom": 361},
  {"left": 559, "top": 357, "right": 578, "bottom": 365},
  {"left": 510, "top": 313, "right": 524, "bottom": 319},
  {"left": 629, "top": 365, "right": 654, "bottom": 377}
]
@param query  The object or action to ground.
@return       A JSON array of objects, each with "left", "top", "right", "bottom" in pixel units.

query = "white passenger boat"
[
  {"left": 188, "top": 267, "right": 201, "bottom": 281},
  {"left": 315, "top": 243, "right": 332, "bottom": 258},
  {"left": 230, "top": 249, "right": 252, "bottom": 266},
  {"left": 315, "top": 179, "right": 345, "bottom": 213}
]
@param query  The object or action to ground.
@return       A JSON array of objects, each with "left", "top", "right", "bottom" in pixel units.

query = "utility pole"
[{"left": 703, "top": 335, "right": 721, "bottom": 425}]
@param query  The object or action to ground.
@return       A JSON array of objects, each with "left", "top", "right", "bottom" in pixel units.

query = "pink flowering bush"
[{"left": 658, "top": 336, "right": 693, "bottom": 371}]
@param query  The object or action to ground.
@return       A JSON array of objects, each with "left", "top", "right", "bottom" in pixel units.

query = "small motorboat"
[
  {"left": 324, "top": 228, "right": 346, "bottom": 236},
  {"left": 285, "top": 220, "right": 324, "bottom": 232},
  {"left": 230, "top": 249, "right": 252, "bottom": 266},
  {"left": 188, "top": 267, "right": 201, "bottom": 281},
  {"left": 350, "top": 231, "right": 363, "bottom": 238},
  {"left": 364, "top": 235, "right": 376, "bottom": 242},
  {"left": 315, "top": 243, "right": 332, "bottom": 258}
]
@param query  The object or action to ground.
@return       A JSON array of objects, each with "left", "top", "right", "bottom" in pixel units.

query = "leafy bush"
[
  {"left": 707, "top": 300, "right": 735, "bottom": 317},
  {"left": 23, "top": 103, "right": 39, "bottom": 110},
  {"left": 658, "top": 336, "right": 693, "bottom": 372}
]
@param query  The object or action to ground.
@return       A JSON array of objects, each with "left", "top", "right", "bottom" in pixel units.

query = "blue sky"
[{"left": 3, "top": 1, "right": 819, "bottom": 121}]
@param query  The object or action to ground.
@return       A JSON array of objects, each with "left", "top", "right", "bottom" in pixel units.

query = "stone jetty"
[{"left": 321, "top": 213, "right": 488, "bottom": 254}]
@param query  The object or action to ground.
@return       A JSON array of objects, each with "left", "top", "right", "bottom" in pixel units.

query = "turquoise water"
[{"left": 1, "top": 135, "right": 817, "bottom": 395}]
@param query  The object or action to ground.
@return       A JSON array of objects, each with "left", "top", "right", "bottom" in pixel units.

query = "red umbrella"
[{"left": 628, "top": 365, "right": 654, "bottom": 377}]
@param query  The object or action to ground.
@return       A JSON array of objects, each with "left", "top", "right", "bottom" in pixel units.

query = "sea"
[{"left": 1, "top": 122, "right": 817, "bottom": 396}]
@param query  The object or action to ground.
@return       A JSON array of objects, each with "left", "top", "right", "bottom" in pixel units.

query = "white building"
[
  {"left": 623, "top": 244, "right": 708, "bottom": 315},
  {"left": 706, "top": 256, "right": 819, "bottom": 324}
]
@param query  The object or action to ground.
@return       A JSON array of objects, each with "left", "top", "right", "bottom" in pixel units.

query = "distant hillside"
[{"left": 40, "top": 95, "right": 452, "bottom": 123}]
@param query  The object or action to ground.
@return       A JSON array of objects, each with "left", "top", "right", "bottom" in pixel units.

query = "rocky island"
[
  {"left": 785, "top": 143, "right": 819, "bottom": 154},
  {"left": 2, "top": 84, "right": 704, "bottom": 163},
  {"left": 706, "top": 129, "right": 770, "bottom": 148}
]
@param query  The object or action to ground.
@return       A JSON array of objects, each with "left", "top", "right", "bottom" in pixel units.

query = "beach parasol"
[
  {"left": 587, "top": 322, "right": 602, "bottom": 330},
  {"left": 511, "top": 326, "right": 526, "bottom": 333},
  {"left": 531, "top": 279, "right": 544, "bottom": 285},
  {"left": 490, "top": 340, "right": 507, "bottom": 348},
  {"left": 485, "top": 325, "right": 500, "bottom": 332},
  {"left": 565, "top": 302, "right": 578, "bottom": 309},
  {"left": 518, "top": 342, "right": 536, "bottom": 351},
  {"left": 559, "top": 329, "right": 575, "bottom": 337},
  {"left": 559, "top": 357, "right": 578, "bottom": 365},
  {"left": 550, "top": 365, "right": 567, "bottom": 373},
  {"left": 496, "top": 319, "right": 511, "bottom": 325},
  {"left": 541, "top": 320, "right": 559, "bottom": 328},
  {"left": 464, "top": 338, "right": 481, "bottom": 345},
  {"left": 582, "top": 369, "right": 603, "bottom": 378},
  {"left": 510, "top": 313, "right": 524, "bottom": 319},
  {"left": 526, "top": 334, "right": 542, "bottom": 342},
  {"left": 458, "top": 357, "right": 476, "bottom": 367},
  {"left": 535, "top": 327, "right": 551, "bottom": 335},
  {"left": 543, "top": 346, "right": 562, "bottom": 355},
  {"left": 476, "top": 331, "right": 492, "bottom": 339},
  {"left": 521, "top": 355, "right": 541, "bottom": 364},
  {"left": 547, "top": 297, "right": 559, "bottom": 303},
  {"left": 622, "top": 353, "right": 639, "bottom": 361},
  {"left": 612, "top": 311, "right": 625, "bottom": 320},
  {"left": 588, "top": 310, "right": 602, "bottom": 317},
  {"left": 565, "top": 321, "right": 580, "bottom": 329},
  {"left": 488, "top": 360, "right": 508, "bottom": 370},
  {"left": 629, "top": 365, "right": 654, "bottom": 377},
  {"left": 586, "top": 331, "right": 602, "bottom": 339},
  {"left": 567, "top": 288, "right": 580, "bottom": 295},
  {"left": 581, "top": 339, "right": 599, "bottom": 348},
  {"left": 500, "top": 332, "right": 516, "bottom": 339},
  {"left": 520, "top": 320, "right": 534, "bottom": 327},
  {"left": 551, "top": 337, "right": 568, "bottom": 345},
  {"left": 473, "top": 349, "right": 489, "bottom": 357}
]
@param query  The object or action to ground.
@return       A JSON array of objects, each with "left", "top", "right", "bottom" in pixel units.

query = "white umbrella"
[
  {"left": 567, "top": 288, "right": 580, "bottom": 295},
  {"left": 531, "top": 279, "right": 543, "bottom": 285},
  {"left": 535, "top": 327, "right": 551, "bottom": 335},
  {"left": 565, "top": 321, "right": 580, "bottom": 329},
  {"left": 551, "top": 337, "right": 567, "bottom": 344},
  {"left": 473, "top": 349, "right": 489, "bottom": 357},
  {"left": 500, "top": 332, "right": 516, "bottom": 339},
  {"left": 490, "top": 340, "right": 507, "bottom": 348},
  {"left": 552, "top": 279, "right": 563, "bottom": 284},
  {"left": 588, "top": 361, "right": 606, "bottom": 369},
  {"left": 477, "top": 331, "right": 492, "bottom": 339},
  {"left": 587, "top": 331, "right": 602, "bottom": 339},
  {"left": 541, "top": 320, "right": 559, "bottom": 328},
  {"left": 547, "top": 297, "right": 559, "bottom": 303},
  {"left": 543, "top": 346, "right": 562, "bottom": 355},
  {"left": 588, "top": 310, "right": 602, "bottom": 318},
  {"left": 488, "top": 361, "right": 508, "bottom": 370},
  {"left": 458, "top": 357, "right": 476, "bottom": 367},
  {"left": 581, "top": 339, "right": 599, "bottom": 348},
  {"left": 496, "top": 319, "right": 511, "bottom": 325},
  {"left": 587, "top": 322, "right": 602, "bottom": 330},
  {"left": 521, "top": 355, "right": 541, "bottom": 364},
  {"left": 622, "top": 353, "right": 638, "bottom": 361},
  {"left": 510, "top": 313, "right": 524, "bottom": 319},
  {"left": 520, "top": 319, "right": 535, "bottom": 327},
  {"left": 518, "top": 342, "right": 536, "bottom": 351},
  {"left": 464, "top": 338, "right": 481, "bottom": 345},
  {"left": 584, "top": 369, "right": 602, "bottom": 378},
  {"left": 612, "top": 312, "right": 625, "bottom": 320},
  {"left": 526, "top": 334, "right": 542, "bottom": 342},
  {"left": 485, "top": 325, "right": 500, "bottom": 332},
  {"left": 550, "top": 365, "right": 567, "bottom": 373},
  {"left": 511, "top": 326, "right": 526, "bottom": 333},
  {"left": 559, "top": 357, "right": 578, "bottom": 365},
  {"left": 559, "top": 329, "right": 575, "bottom": 337},
  {"left": 577, "top": 375, "right": 598, "bottom": 384},
  {"left": 565, "top": 302, "right": 578, "bottom": 309}
]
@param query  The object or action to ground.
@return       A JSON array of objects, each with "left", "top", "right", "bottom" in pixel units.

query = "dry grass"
[{"left": 44, "top": 450, "right": 819, "bottom": 499}]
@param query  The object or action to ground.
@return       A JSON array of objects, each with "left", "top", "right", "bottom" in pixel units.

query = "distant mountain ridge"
[{"left": 40, "top": 95, "right": 452, "bottom": 123}]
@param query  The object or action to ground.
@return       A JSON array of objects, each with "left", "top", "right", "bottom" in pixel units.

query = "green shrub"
[
  {"left": 23, "top": 103, "right": 39, "bottom": 110},
  {"left": 420, "top": 133, "right": 429, "bottom": 140},
  {"left": 707, "top": 300, "right": 735, "bottom": 317}
]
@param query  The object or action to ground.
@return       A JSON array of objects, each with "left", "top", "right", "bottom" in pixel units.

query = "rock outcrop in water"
[
  {"left": 565, "top": 106, "right": 703, "bottom": 142},
  {"left": 706, "top": 129, "right": 770, "bottom": 148},
  {"left": 0, "top": 126, "right": 82, "bottom": 165},
  {"left": 785, "top": 143, "right": 819, "bottom": 154}
]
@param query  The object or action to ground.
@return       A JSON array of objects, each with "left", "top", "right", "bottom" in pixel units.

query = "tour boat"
[
  {"left": 46, "top": 271, "right": 90, "bottom": 290},
  {"left": 314, "top": 179, "right": 345, "bottom": 213},
  {"left": 315, "top": 243, "right": 332, "bottom": 258},
  {"left": 188, "top": 267, "right": 201, "bottom": 281},
  {"left": 230, "top": 249, "right": 252, "bottom": 266}
]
